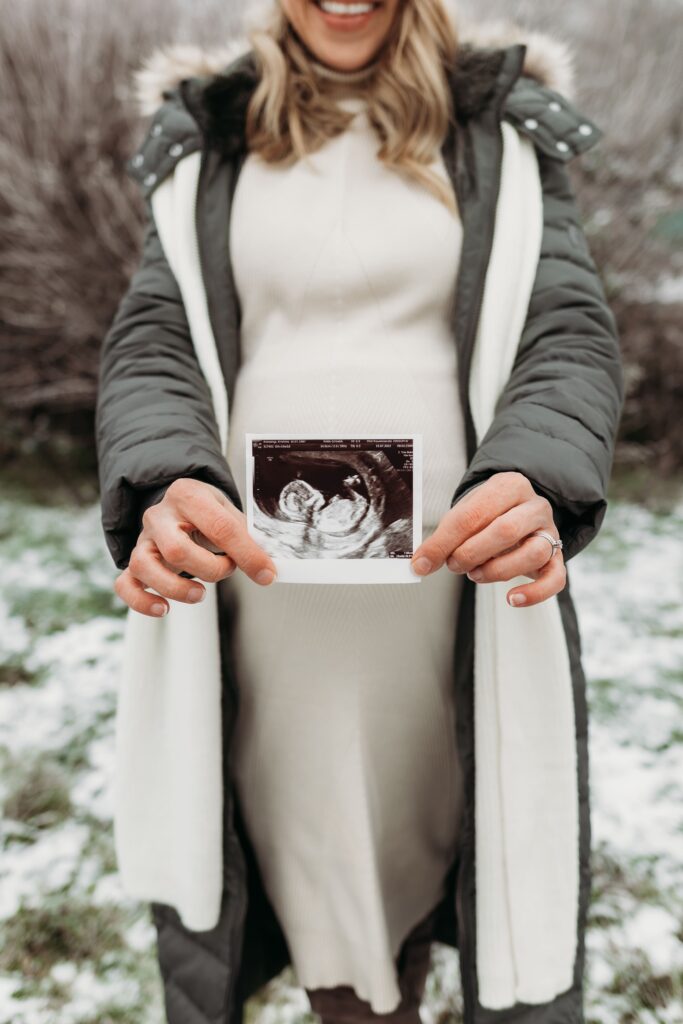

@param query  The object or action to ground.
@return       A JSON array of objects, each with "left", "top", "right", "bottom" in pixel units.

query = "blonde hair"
[{"left": 243, "top": 1, "right": 460, "bottom": 214}]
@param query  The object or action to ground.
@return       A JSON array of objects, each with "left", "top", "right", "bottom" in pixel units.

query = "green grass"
[
  {"left": 3, "top": 756, "right": 74, "bottom": 830},
  {"left": 6, "top": 586, "right": 122, "bottom": 637},
  {"left": 1, "top": 468, "right": 682, "bottom": 1024},
  {"left": 0, "top": 895, "right": 127, "bottom": 981}
]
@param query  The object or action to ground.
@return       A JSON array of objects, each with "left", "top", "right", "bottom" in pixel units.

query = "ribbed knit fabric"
[{"left": 221, "top": 89, "right": 468, "bottom": 1013}]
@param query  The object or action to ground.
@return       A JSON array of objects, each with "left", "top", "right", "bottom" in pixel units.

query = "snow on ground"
[{"left": 0, "top": 488, "right": 681, "bottom": 1023}]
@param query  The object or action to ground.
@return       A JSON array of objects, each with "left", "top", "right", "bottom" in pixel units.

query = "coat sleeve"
[
  {"left": 95, "top": 196, "right": 243, "bottom": 571},
  {"left": 449, "top": 145, "right": 625, "bottom": 563}
]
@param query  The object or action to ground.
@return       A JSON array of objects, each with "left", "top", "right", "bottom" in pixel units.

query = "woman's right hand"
[{"left": 114, "top": 478, "right": 278, "bottom": 618}]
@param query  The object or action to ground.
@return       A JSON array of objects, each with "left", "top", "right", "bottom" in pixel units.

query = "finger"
[
  {"left": 114, "top": 567, "right": 170, "bottom": 618},
  {"left": 463, "top": 531, "right": 555, "bottom": 582},
  {"left": 446, "top": 496, "right": 550, "bottom": 573},
  {"left": 175, "top": 491, "right": 277, "bottom": 586},
  {"left": 151, "top": 515, "right": 238, "bottom": 583},
  {"left": 175, "top": 558, "right": 237, "bottom": 581},
  {"left": 165, "top": 551, "right": 237, "bottom": 582},
  {"left": 128, "top": 538, "right": 212, "bottom": 604},
  {"left": 506, "top": 553, "right": 567, "bottom": 608},
  {"left": 411, "top": 472, "right": 529, "bottom": 575}
]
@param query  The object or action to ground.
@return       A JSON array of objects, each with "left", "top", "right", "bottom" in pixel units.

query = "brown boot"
[{"left": 305, "top": 902, "right": 438, "bottom": 1024}]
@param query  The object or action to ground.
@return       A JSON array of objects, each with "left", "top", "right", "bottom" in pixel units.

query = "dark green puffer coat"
[{"left": 95, "top": 33, "right": 624, "bottom": 1024}]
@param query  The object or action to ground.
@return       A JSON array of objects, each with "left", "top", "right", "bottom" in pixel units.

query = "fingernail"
[
  {"left": 256, "top": 568, "right": 276, "bottom": 585},
  {"left": 508, "top": 593, "right": 527, "bottom": 606},
  {"left": 448, "top": 559, "right": 465, "bottom": 573},
  {"left": 468, "top": 570, "right": 483, "bottom": 582},
  {"left": 411, "top": 556, "right": 432, "bottom": 575},
  {"left": 151, "top": 602, "right": 168, "bottom": 616},
  {"left": 187, "top": 586, "right": 205, "bottom": 603}
]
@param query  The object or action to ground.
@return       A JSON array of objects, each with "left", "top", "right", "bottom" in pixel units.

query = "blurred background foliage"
[{"left": 0, "top": 0, "right": 681, "bottom": 501}]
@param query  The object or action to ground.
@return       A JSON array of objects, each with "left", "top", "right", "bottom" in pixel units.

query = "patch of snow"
[
  {"left": 2, "top": 492, "right": 683, "bottom": 1022},
  {"left": 0, "top": 821, "right": 91, "bottom": 919}
]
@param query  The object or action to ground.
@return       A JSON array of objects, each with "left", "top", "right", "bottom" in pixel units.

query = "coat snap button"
[
  {"left": 151, "top": 123, "right": 163, "bottom": 137},
  {"left": 548, "top": 100, "right": 562, "bottom": 112},
  {"left": 131, "top": 153, "right": 144, "bottom": 167},
  {"left": 523, "top": 117, "right": 539, "bottom": 130},
  {"left": 144, "top": 172, "right": 157, "bottom": 186},
  {"left": 578, "top": 123, "right": 593, "bottom": 136},
  {"left": 168, "top": 142, "right": 184, "bottom": 157},
  {"left": 555, "top": 140, "right": 570, "bottom": 153}
]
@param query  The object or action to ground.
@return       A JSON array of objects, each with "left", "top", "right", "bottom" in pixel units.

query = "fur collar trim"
[{"left": 130, "top": 16, "right": 576, "bottom": 143}]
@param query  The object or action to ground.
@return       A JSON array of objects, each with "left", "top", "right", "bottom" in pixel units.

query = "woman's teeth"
[{"left": 317, "top": 1, "right": 377, "bottom": 14}]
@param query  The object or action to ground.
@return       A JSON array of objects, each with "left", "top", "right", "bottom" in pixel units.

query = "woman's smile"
[
  {"left": 281, "top": 0, "right": 399, "bottom": 71},
  {"left": 312, "top": 0, "right": 383, "bottom": 33}
]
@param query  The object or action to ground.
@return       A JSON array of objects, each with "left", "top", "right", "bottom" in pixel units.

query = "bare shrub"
[
  {"left": 1, "top": 0, "right": 681, "bottom": 473},
  {"left": 0, "top": 0, "right": 242, "bottom": 438}
]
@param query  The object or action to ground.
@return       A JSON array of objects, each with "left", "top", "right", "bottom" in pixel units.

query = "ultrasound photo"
[{"left": 245, "top": 434, "right": 423, "bottom": 583}]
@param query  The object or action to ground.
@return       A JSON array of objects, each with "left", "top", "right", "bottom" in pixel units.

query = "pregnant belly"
[{"left": 225, "top": 365, "right": 469, "bottom": 532}]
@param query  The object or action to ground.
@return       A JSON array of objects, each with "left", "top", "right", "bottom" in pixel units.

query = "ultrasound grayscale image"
[{"left": 248, "top": 437, "right": 416, "bottom": 560}]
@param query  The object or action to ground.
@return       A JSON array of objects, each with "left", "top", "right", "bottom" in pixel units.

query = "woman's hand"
[
  {"left": 410, "top": 471, "right": 566, "bottom": 607},
  {"left": 114, "top": 478, "right": 278, "bottom": 618}
]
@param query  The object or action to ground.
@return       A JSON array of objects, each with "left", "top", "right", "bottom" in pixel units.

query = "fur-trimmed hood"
[{"left": 130, "top": 14, "right": 576, "bottom": 120}]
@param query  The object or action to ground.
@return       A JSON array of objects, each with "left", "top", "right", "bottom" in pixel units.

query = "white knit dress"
[{"left": 221, "top": 67, "right": 469, "bottom": 1014}]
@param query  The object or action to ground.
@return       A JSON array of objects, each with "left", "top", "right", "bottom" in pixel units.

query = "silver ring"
[{"left": 532, "top": 529, "right": 563, "bottom": 559}]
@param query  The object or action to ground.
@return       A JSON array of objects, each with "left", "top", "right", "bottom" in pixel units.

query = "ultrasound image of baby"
[{"left": 249, "top": 441, "right": 416, "bottom": 561}]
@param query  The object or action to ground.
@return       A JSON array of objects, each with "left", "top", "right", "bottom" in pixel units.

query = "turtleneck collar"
[{"left": 309, "top": 55, "right": 381, "bottom": 83}]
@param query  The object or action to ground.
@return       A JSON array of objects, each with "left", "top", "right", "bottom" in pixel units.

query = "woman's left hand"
[{"left": 410, "top": 471, "right": 566, "bottom": 607}]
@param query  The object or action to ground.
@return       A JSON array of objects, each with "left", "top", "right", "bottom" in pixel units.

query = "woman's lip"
[{"left": 312, "top": 1, "right": 382, "bottom": 32}]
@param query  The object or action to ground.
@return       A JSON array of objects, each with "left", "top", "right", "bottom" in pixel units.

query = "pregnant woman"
[{"left": 95, "top": 2, "right": 624, "bottom": 1022}]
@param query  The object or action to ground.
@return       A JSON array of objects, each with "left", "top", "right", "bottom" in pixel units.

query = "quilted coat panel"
[
  {"left": 450, "top": 143, "right": 625, "bottom": 561},
  {"left": 94, "top": 196, "right": 242, "bottom": 570},
  {"left": 126, "top": 88, "right": 203, "bottom": 198},
  {"left": 503, "top": 76, "right": 604, "bottom": 162}
]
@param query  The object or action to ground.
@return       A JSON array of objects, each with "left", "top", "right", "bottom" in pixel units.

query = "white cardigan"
[{"left": 112, "top": 120, "right": 579, "bottom": 1011}]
